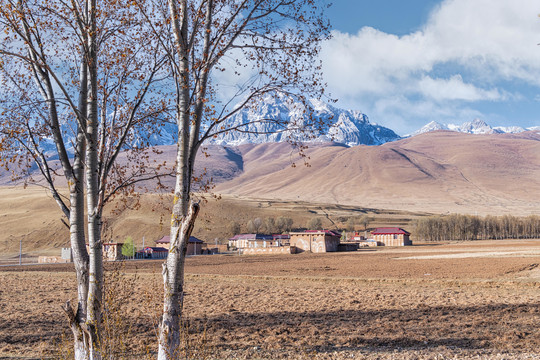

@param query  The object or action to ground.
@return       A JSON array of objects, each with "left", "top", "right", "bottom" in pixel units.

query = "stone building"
[
  {"left": 288, "top": 230, "right": 341, "bottom": 253},
  {"left": 371, "top": 227, "right": 412, "bottom": 246},
  {"left": 155, "top": 235, "right": 204, "bottom": 255}
]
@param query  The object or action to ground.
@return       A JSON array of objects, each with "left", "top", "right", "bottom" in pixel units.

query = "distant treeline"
[{"left": 413, "top": 214, "right": 540, "bottom": 241}]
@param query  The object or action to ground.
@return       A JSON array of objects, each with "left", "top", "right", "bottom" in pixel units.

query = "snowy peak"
[
  {"left": 412, "top": 121, "right": 448, "bottom": 135},
  {"left": 458, "top": 119, "right": 495, "bottom": 134},
  {"left": 493, "top": 126, "right": 526, "bottom": 134},
  {"left": 411, "top": 118, "right": 535, "bottom": 137},
  {"left": 209, "top": 94, "right": 400, "bottom": 147}
]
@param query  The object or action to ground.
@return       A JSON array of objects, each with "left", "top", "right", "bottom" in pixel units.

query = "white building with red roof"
[{"left": 371, "top": 227, "right": 412, "bottom": 246}]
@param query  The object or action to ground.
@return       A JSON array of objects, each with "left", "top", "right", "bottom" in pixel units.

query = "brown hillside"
[
  {"left": 215, "top": 131, "right": 540, "bottom": 215},
  {"left": 0, "top": 186, "right": 424, "bottom": 256},
  {"left": 5, "top": 131, "right": 538, "bottom": 217}
]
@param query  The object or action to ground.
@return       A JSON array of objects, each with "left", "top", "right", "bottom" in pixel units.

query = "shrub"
[
  {"left": 306, "top": 217, "right": 322, "bottom": 230},
  {"left": 121, "top": 236, "right": 136, "bottom": 258}
]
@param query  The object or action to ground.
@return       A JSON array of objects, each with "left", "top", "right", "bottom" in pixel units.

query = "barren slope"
[{"left": 215, "top": 131, "right": 540, "bottom": 215}]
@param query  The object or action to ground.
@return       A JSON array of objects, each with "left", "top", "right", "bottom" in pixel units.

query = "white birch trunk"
[
  {"left": 158, "top": 1, "right": 213, "bottom": 358},
  {"left": 84, "top": 1, "right": 103, "bottom": 357},
  {"left": 68, "top": 155, "right": 91, "bottom": 360},
  {"left": 158, "top": 202, "right": 199, "bottom": 360}
]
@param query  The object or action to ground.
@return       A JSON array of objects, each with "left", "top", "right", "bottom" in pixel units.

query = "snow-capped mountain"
[
  {"left": 493, "top": 126, "right": 526, "bottom": 133},
  {"left": 208, "top": 93, "right": 400, "bottom": 147},
  {"left": 32, "top": 94, "right": 398, "bottom": 162},
  {"left": 34, "top": 92, "right": 536, "bottom": 157},
  {"left": 456, "top": 119, "right": 496, "bottom": 134},
  {"left": 410, "top": 119, "right": 534, "bottom": 137},
  {"left": 314, "top": 99, "right": 401, "bottom": 146},
  {"left": 412, "top": 121, "right": 448, "bottom": 135}
]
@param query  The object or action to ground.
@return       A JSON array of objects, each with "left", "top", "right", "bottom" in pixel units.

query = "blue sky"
[{"left": 321, "top": 0, "right": 540, "bottom": 135}]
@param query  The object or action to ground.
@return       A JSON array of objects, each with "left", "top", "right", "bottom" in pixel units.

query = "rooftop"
[
  {"left": 293, "top": 230, "right": 342, "bottom": 237},
  {"left": 371, "top": 227, "right": 411, "bottom": 235},
  {"left": 156, "top": 236, "right": 203, "bottom": 244},
  {"left": 228, "top": 234, "right": 273, "bottom": 241}
]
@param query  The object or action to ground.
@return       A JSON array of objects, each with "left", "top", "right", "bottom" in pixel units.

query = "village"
[{"left": 38, "top": 227, "right": 413, "bottom": 263}]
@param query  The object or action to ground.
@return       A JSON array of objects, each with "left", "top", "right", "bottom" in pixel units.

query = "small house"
[
  {"left": 371, "top": 227, "right": 412, "bottom": 246},
  {"left": 228, "top": 234, "right": 291, "bottom": 250},
  {"left": 228, "top": 234, "right": 295, "bottom": 255},
  {"left": 155, "top": 235, "right": 204, "bottom": 255},
  {"left": 288, "top": 230, "right": 341, "bottom": 253},
  {"left": 86, "top": 243, "right": 124, "bottom": 261}
]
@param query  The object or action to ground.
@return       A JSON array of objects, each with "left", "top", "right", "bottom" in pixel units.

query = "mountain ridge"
[
  {"left": 207, "top": 92, "right": 401, "bottom": 147},
  {"left": 33, "top": 94, "right": 537, "bottom": 154},
  {"left": 408, "top": 119, "right": 538, "bottom": 137}
]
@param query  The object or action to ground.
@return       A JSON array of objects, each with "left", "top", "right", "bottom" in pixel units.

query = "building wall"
[
  {"left": 312, "top": 236, "right": 326, "bottom": 253},
  {"left": 358, "top": 240, "right": 378, "bottom": 247},
  {"left": 289, "top": 234, "right": 311, "bottom": 252},
  {"left": 403, "top": 235, "right": 412, "bottom": 246},
  {"left": 103, "top": 243, "right": 123, "bottom": 261},
  {"left": 238, "top": 239, "right": 248, "bottom": 249},
  {"left": 38, "top": 256, "right": 70, "bottom": 264},
  {"left": 247, "top": 240, "right": 278, "bottom": 248},
  {"left": 289, "top": 233, "right": 339, "bottom": 253},
  {"left": 61, "top": 248, "right": 73, "bottom": 261},
  {"left": 241, "top": 246, "right": 297, "bottom": 255},
  {"left": 187, "top": 242, "right": 202, "bottom": 255},
  {"left": 373, "top": 234, "right": 411, "bottom": 246},
  {"left": 230, "top": 238, "right": 280, "bottom": 249},
  {"left": 325, "top": 237, "right": 339, "bottom": 252}
]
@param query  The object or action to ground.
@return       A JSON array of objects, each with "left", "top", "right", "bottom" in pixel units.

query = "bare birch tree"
[
  {"left": 147, "top": 1, "right": 331, "bottom": 358},
  {"left": 0, "top": 1, "right": 167, "bottom": 358}
]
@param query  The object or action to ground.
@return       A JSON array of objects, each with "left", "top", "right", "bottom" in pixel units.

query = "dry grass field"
[
  {"left": 0, "top": 186, "right": 425, "bottom": 259},
  {"left": 1, "top": 240, "right": 539, "bottom": 359}
]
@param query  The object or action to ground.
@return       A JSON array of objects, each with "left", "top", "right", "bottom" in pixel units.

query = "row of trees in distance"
[{"left": 413, "top": 214, "right": 540, "bottom": 241}]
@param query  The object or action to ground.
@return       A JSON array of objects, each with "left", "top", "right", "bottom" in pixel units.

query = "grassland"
[{"left": 0, "top": 185, "right": 427, "bottom": 259}]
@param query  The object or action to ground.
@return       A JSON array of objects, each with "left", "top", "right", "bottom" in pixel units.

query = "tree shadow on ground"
[
  {"left": 3, "top": 298, "right": 538, "bottom": 357},
  {"left": 195, "top": 301, "right": 540, "bottom": 353}
]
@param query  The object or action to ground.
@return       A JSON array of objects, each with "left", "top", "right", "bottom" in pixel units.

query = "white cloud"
[
  {"left": 417, "top": 75, "right": 506, "bottom": 102},
  {"left": 321, "top": 0, "right": 540, "bottom": 133}
]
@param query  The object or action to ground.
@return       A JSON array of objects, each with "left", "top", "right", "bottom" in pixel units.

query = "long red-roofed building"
[{"left": 371, "top": 227, "right": 412, "bottom": 246}]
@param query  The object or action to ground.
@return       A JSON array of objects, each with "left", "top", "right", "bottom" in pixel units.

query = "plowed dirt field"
[{"left": 1, "top": 240, "right": 539, "bottom": 359}]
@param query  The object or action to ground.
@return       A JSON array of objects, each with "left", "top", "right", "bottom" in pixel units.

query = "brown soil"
[{"left": 1, "top": 240, "right": 539, "bottom": 359}]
